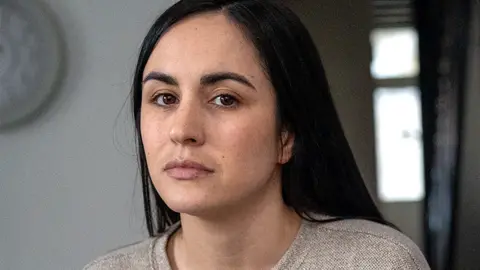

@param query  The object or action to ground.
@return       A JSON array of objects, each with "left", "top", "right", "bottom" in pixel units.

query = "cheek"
[
  {"left": 140, "top": 112, "right": 153, "bottom": 150},
  {"left": 214, "top": 112, "right": 279, "bottom": 173},
  {"left": 140, "top": 111, "right": 167, "bottom": 162}
]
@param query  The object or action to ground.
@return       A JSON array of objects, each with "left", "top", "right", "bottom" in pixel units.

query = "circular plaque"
[{"left": 0, "top": 0, "right": 61, "bottom": 128}]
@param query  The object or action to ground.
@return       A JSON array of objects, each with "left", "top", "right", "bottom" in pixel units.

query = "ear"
[{"left": 278, "top": 130, "right": 295, "bottom": 164}]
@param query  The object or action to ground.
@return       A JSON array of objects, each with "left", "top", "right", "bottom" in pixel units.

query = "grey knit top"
[{"left": 84, "top": 217, "right": 430, "bottom": 269}]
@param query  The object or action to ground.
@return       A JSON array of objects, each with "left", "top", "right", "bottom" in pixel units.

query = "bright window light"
[
  {"left": 374, "top": 87, "right": 425, "bottom": 202},
  {"left": 371, "top": 27, "right": 419, "bottom": 79}
]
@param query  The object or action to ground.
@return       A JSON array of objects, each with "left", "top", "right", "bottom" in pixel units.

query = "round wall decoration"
[{"left": 0, "top": 0, "right": 61, "bottom": 128}]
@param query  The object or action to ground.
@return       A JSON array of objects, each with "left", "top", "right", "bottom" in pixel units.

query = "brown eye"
[
  {"left": 155, "top": 93, "right": 178, "bottom": 106},
  {"left": 212, "top": 94, "right": 238, "bottom": 107}
]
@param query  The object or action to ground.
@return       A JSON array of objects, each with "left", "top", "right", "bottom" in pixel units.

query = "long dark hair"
[{"left": 132, "top": 0, "right": 390, "bottom": 237}]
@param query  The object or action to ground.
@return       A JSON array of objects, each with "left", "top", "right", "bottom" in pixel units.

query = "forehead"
[{"left": 144, "top": 12, "right": 263, "bottom": 77}]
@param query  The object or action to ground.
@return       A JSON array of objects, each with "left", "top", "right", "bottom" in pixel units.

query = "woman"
[{"left": 85, "top": 0, "right": 429, "bottom": 269}]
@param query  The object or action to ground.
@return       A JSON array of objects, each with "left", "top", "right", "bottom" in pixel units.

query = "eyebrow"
[
  {"left": 142, "top": 72, "right": 178, "bottom": 85},
  {"left": 142, "top": 71, "right": 256, "bottom": 91}
]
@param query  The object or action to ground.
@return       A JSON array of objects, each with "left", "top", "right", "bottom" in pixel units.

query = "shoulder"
[
  {"left": 83, "top": 223, "right": 179, "bottom": 270},
  {"left": 82, "top": 237, "right": 158, "bottom": 270},
  {"left": 303, "top": 217, "right": 430, "bottom": 269}
]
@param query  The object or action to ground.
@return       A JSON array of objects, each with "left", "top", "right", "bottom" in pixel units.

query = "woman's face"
[{"left": 140, "top": 13, "right": 292, "bottom": 216}]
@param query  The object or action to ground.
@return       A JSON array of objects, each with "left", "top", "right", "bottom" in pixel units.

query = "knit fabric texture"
[{"left": 84, "top": 217, "right": 430, "bottom": 269}]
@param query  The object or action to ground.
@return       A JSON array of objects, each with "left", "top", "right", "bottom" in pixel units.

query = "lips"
[{"left": 164, "top": 160, "right": 214, "bottom": 180}]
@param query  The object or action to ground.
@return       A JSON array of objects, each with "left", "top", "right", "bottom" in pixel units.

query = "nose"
[{"left": 169, "top": 99, "right": 205, "bottom": 146}]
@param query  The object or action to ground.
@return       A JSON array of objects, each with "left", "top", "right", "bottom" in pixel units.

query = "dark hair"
[{"left": 132, "top": 0, "right": 390, "bottom": 237}]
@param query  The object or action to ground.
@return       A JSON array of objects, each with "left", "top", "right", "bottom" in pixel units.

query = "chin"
[
  {"left": 162, "top": 193, "right": 217, "bottom": 215},
  {"left": 164, "top": 194, "right": 240, "bottom": 219},
  {"left": 153, "top": 177, "right": 256, "bottom": 218}
]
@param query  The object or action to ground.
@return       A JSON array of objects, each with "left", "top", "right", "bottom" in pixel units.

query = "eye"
[
  {"left": 212, "top": 94, "right": 238, "bottom": 107},
  {"left": 154, "top": 93, "right": 178, "bottom": 106}
]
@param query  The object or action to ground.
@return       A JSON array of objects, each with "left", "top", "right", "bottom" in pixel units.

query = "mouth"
[{"left": 164, "top": 160, "right": 214, "bottom": 180}]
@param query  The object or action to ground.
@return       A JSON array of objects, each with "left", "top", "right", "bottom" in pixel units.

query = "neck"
[{"left": 168, "top": 179, "right": 302, "bottom": 270}]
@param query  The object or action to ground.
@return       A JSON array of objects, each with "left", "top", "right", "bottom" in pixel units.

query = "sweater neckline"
[{"left": 151, "top": 218, "right": 314, "bottom": 270}]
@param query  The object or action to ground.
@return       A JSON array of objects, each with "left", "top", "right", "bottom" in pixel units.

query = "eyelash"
[{"left": 149, "top": 92, "right": 240, "bottom": 109}]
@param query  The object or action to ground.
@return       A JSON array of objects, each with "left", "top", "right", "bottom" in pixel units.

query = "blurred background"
[{"left": 0, "top": 0, "right": 478, "bottom": 269}]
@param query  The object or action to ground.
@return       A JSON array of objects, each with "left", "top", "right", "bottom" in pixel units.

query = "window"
[
  {"left": 371, "top": 2, "right": 425, "bottom": 202},
  {"left": 374, "top": 87, "right": 424, "bottom": 202},
  {"left": 371, "top": 28, "right": 419, "bottom": 79}
]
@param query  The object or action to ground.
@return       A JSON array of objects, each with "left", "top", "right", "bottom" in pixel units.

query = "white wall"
[{"left": 0, "top": 1, "right": 171, "bottom": 269}]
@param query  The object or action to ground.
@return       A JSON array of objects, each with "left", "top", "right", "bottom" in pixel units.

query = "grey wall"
[
  {"left": 0, "top": 1, "right": 171, "bottom": 269},
  {"left": 454, "top": 2, "right": 480, "bottom": 268},
  {"left": 287, "top": 0, "right": 424, "bottom": 249}
]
